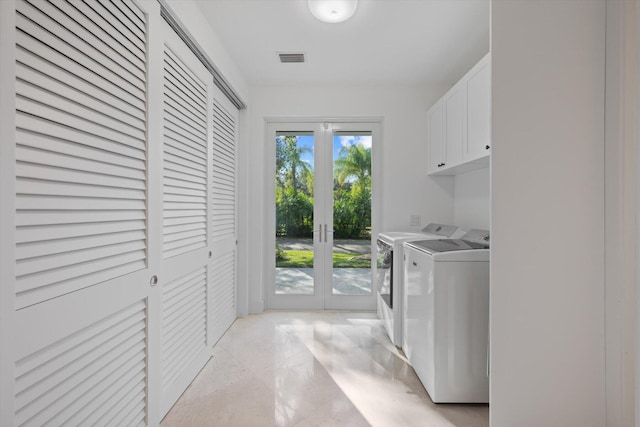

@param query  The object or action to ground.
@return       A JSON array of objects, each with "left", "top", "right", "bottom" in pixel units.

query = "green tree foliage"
[
  {"left": 276, "top": 136, "right": 371, "bottom": 239},
  {"left": 276, "top": 136, "right": 314, "bottom": 237},
  {"left": 333, "top": 143, "right": 371, "bottom": 239},
  {"left": 276, "top": 187, "right": 313, "bottom": 237},
  {"left": 334, "top": 143, "right": 371, "bottom": 194}
]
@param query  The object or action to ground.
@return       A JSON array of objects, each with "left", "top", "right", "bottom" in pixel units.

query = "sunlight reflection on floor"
[{"left": 161, "top": 312, "right": 489, "bottom": 427}]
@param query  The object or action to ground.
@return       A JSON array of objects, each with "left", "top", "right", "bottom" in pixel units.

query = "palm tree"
[
  {"left": 275, "top": 136, "right": 314, "bottom": 237},
  {"left": 333, "top": 142, "right": 372, "bottom": 239},
  {"left": 334, "top": 143, "right": 371, "bottom": 194},
  {"left": 276, "top": 136, "right": 313, "bottom": 195}
]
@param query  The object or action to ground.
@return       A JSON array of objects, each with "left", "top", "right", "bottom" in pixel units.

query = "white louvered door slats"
[
  {"left": 162, "top": 44, "right": 208, "bottom": 259},
  {"left": 15, "top": 301, "right": 148, "bottom": 427},
  {"left": 7, "top": 0, "right": 160, "bottom": 426},
  {"left": 209, "top": 86, "right": 239, "bottom": 344},
  {"left": 159, "top": 20, "right": 214, "bottom": 418},
  {"left": 162, "top": 268, "right": 207, "bottom": 391},
  {"left": 209, "top": 250, "right": 236, "bottom": 344},
  {"left": 211, "top": 96, "right": 237, "bottom": 245},
  {"left": 14, "top": 0, "right": 148, "bottom": 309},
  {"left": 13, "top": 277, "right": 151, "bottom": 427},
  {"left": 3, "top": 0, "right": 243, "bottom": 424}
]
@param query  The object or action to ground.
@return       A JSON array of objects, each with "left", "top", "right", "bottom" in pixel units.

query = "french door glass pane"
[
  {"left": 332, "top": 133, "right": 372, "bottom": 295},
  {"left": 275, "top": 133, "right": 315, "bottom": 295}
]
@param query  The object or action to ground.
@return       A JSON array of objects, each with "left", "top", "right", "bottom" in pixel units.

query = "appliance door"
[{"left": 376, "top": 239, "right": 393, "bottom": 309}]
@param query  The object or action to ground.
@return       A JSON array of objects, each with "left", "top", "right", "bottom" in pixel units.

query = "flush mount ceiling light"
[{"left": 308, "top": 0, "right": 358, "bottom": 23}]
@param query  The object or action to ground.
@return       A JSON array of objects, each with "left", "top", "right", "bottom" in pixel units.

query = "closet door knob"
[
  {"left": 485, "top": 145, "right": 490, "bottom": 150},
  {"left": 150, "top": 275, "right": 158, "bottom": 286}
]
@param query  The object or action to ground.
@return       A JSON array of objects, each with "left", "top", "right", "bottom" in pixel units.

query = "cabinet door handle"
[
  {"left": 412, "top": 261, "right": 417, "bottom": 267},
  {"left": 485, "top": 145, "right": 490, "bottom": 150}
]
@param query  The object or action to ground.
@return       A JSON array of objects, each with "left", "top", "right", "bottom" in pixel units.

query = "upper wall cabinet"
[
  {"left": 427, "top": 84, "right": 464, "bottom": 173},
  {"left": 428, "top": 53, "right": 491, "bottom": 175},
  {"left": 465, "top": 55, "right": 491, "bottom": 162},
  {"left": 427, "top": 99, "right": 445, "bottom": 172}
]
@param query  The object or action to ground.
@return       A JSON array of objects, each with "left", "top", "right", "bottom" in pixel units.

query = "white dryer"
[
  {"left": 403, "top": 229, "right": 490, "bottom": 403},
  {"left": 376, "top": 223, "right": 464, "bottom": 347}
]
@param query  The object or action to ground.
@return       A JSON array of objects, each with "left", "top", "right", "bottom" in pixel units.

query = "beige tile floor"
[{"left": 161, "top": 311, "right": 489, "bottom": 427}]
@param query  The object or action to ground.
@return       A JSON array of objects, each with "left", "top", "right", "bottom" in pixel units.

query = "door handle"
[
  {"left": 324, "top": 224, "right": 334, "bottom": 242},
  {"left": 315, "top": 224, "right": 323, "bottom": 243}
]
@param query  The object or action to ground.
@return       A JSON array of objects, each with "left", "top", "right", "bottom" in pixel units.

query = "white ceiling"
[{"left": 195, "top": 0, "right": 490, "bottom": 87}]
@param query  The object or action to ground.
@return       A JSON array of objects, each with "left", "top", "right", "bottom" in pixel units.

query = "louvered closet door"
[
  {"left": 209, "top": 85, "right": 239, "bottom": 344},
  {"left": 159, "top": 20, "right": 214, "bottom": 416},
  {"left": 8, "top": 0, "right": 158, "bottom": 425}
]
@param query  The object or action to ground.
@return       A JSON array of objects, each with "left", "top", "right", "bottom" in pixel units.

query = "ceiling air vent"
[{"left": 278, "top": 53, "right": 305, "bottom": 63}]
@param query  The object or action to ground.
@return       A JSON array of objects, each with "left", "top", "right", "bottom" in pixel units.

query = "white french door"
[{"left": 266, "top": 121, "right": 379, "bottom": 310}]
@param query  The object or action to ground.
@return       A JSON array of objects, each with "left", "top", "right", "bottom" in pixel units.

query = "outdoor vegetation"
[
  {"left": 275, "top": 135, "right": 371, "bottom": 239},
  {"left": 275, "top": 250, "right": 370, "bottom": 269},
  {"left": 276, "top": 135, "right": 371, "bottom": 268}
]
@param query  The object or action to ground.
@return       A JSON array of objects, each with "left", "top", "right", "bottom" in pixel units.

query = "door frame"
[{"left": 264, "top": 117, "right": 382, "bottom": 311}]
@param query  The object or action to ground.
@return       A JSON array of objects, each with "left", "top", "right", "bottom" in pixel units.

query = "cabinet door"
[
  {"left": 465, "top": 57, "right": 491, "bottom": 162},
  {"left": 427, "top": 100, "right": 445, "bottom": 174},
  {"left": 209, "top": 85, "right": 239, "bottom": 346},
  {"left": 443, "top": 85, "right": 463, "bottom": 168},
  {"left": 3, "top": 0, "right": 160, "bottom": 425},
  {"left": 1, "top": 1, "right": 242, "bottom": 424},
  {"left": 159, "top": 20, "right": 214, "bottom": 416}
]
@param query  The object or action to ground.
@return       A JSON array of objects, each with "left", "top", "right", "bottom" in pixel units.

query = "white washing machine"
[
  {"left": 376, "top": 223, "right": 464, "bottom": 347},
  {"left": 402, "top": 229, "right": 490, "bottom": 403}
]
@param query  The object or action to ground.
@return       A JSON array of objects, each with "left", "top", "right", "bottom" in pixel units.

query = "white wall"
[
  {"left": 246, "top": 85, "right": 455, "bottom": 312},
  {"left": 453, "top": 167, "right": 490, "bottom": 230},
  {"left": 491, "top": 1, "right": 606, "bottom": 426}
]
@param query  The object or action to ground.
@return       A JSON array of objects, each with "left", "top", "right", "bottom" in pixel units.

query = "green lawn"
[{"left": 276, "top": 250, "right": 370, "bottom": 268}]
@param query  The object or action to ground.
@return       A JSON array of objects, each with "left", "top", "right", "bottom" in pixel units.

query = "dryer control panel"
[{"left": 462, "top": 229, "right": 490, "bottom": 245}]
